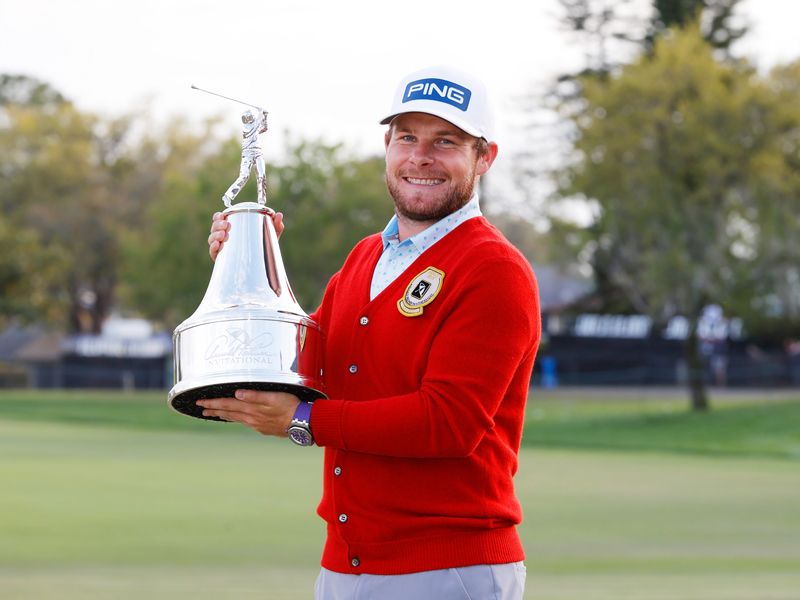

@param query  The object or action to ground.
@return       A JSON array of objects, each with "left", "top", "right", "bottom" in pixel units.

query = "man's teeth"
[{"left": 406, "top": 177, "right": 444, "bottom": 185}]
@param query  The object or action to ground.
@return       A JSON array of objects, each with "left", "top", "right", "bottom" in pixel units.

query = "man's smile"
[{"left": 403, "top": 177, "right": 445, "bottom": 186}]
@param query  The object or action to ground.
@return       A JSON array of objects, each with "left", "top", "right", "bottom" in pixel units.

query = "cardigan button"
[
  {"left": 334, "top": 466, "right": 342, "bottom": 476},
  {"left": 348, "top": 364, "right": 358, "bottom": 374},
  {"left": 351, "top": 557, "right": 360, "bottom": 568},
  {"left": 359, "top": 316, "right": 369, "bottom": 326},
  {"left": 338, "top": 513, "right": 348, "bottom": 523}
]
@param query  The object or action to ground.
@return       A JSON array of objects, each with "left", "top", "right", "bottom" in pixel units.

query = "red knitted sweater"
[{"left": 309, "top": 216, "right": 540, "bottom": 575}]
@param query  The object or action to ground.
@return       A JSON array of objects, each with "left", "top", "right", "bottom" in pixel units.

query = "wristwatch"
[{"left": 287, "top": 401, "right": 314, "bottom": 446}]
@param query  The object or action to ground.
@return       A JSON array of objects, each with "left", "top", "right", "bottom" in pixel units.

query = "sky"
[{"left": 1, "top": 0, "right": 798, "bottom": 212}]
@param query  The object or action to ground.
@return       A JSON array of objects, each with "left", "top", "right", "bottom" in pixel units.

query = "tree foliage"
[
  {"left": 0, "top": 77, "right": 136, "bottom": 332},
  {"left": 648, "top": 0, "right": 746, "bottom": 53},
  {"left": 0, "top": 219, "right": 68, "bottom": 324},
  {"left": 731, "top": 59, "right": 800, "bottom": 333},
  {"left": 554, "top": 27, "right": 800, "bottom": 408},
  {"left": 0, "top": 74, "right": 66, "bottom": 107},
  {"left": 557, "top": 0, "right": 747, "bottom": 75}
]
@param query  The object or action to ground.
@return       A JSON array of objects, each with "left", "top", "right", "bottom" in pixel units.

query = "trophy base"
[{"left": 170, "top": 381, "right": 325, "bottom": 421}]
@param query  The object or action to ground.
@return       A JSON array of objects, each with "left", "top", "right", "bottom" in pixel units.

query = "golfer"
[
  {"left": 203, "top": 66, "right": 541, "bottom": 600},
  {"left": 222, "top": 108, "right": 269, "bottom": 207}
]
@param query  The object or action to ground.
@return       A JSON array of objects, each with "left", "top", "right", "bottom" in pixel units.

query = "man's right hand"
[{"left": 208, "top": 210, "right": 284, "bottom": 261}]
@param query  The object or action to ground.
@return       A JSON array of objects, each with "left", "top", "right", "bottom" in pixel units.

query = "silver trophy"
[{"left": 168, "top": 87, "right": 326, "bottom": 420}]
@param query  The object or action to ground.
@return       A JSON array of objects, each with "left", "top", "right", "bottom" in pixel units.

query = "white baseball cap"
[{"left": 380, "top": 66, "right": 495, "bottom": 141}]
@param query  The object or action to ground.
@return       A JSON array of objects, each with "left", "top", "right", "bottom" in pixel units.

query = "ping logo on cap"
[{"left": 403, "top": 78, "right": 472, "bottom": 112}]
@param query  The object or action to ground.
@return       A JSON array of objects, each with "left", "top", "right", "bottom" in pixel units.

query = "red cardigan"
[{"left": 309, "top": 216, "right": 541, "bottom": 575}]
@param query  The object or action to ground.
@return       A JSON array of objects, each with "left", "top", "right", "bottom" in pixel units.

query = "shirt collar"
[{"left": 380, "top": 192, "right": 482, "bottom": 250}]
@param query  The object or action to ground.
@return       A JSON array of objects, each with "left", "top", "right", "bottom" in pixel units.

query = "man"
[{"left": 202, "top": 66, "right": 540, "bottom": 600}]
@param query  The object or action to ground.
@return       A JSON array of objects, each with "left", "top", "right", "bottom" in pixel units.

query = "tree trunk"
[{"left": 685, "top": 322, "right": 710, "bottom": 411}]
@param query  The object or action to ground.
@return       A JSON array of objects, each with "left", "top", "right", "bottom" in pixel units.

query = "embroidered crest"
[{"left": 397, "top": 267, "right": 445, "bottom": 317}]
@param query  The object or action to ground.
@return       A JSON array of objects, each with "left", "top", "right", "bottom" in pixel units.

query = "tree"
[
  {"left": 646, "top": 0, "right": 746, "bottom": 54},
  {"left": 724, "top": 60, "right": 800, "bottom": 336},
  {"left": 553, "top": 28, "right": 800, "bottom": 410},
  {"left": 515, "top": 0, "right": 749, "bottom": 240},
  {"left": 556, "top": 0, "right": 747, "bottom": 75},
  {"left": 0, "top": 75, "right": 130, "bottom": 332},
  {"left": 0, "top": 74, "right": 66, "bottom": 106},
  {"left": 0, "top": 75, "right": 103, "bottom": 330}
]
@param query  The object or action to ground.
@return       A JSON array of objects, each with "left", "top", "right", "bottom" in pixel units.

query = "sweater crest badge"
[{"left": 397, "top": 267, "right": 445, "bottom": 317}]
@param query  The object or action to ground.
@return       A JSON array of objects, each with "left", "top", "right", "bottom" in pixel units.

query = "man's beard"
[{"left": 385, "top": 168, "right": 477, "bottom": 223}]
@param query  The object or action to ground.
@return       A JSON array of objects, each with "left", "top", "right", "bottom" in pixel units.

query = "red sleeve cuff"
[{"left": 311, "top": 398, "right": 346, "bottom": 449}]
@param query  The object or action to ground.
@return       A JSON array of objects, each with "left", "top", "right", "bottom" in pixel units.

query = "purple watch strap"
[{"left": 293, "top": 401, "right": 312, "bottom": 425}]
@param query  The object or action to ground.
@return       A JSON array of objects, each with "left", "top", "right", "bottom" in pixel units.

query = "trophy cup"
[{"left": 168, "top": 88, "right": 326, "bottom": 420}]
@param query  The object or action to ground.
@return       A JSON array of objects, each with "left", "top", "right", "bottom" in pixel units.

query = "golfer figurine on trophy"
[{"left": 223, "top": 107, "right": 270, "bottom": 207}]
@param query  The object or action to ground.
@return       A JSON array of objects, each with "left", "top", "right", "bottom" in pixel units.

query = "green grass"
[
  {"left": 524, "top": 388, "right": 800, "bottom": 459},
  {"left": 0, "top": 420, "right": 324, "bottom": 566},
  {"left": 2, "top": 388, "right": 799, "bottom": 458},
  {"left": 1, "top": 388, "right": 799, "bottom": 599},
  {"left": 0, "top": 389, "right": 210, "bottom": 432}
]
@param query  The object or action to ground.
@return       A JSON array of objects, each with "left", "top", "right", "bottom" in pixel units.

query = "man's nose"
[{"left": 409, "top": 144, "right": 434, "bottom": 166}]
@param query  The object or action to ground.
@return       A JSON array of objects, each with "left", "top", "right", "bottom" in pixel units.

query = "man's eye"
[
  {"left": 401, "top": 135, "right": 415, "bottom": 142},
  {"left": 437, "top": 138, "right": 455, "bottom": 146}
]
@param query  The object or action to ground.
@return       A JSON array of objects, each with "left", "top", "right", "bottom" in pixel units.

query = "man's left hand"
[{"left": 196, "top": 390, "right": 299, "bottom": 437}]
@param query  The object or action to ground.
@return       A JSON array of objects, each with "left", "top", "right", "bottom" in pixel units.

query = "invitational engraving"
[{"left": 204, "top": 328, "right": 275, "bottom": 367}]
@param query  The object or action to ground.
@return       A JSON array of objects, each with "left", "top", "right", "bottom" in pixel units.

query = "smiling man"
[
  {"left": 204, "top": 66, "right": 541, "bottom": 600},
  {"left": 383, "top": 112, "right": 495, "bottom": 229}
]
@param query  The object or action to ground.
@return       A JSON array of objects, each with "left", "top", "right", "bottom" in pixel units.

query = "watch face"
[{"left": 288, "top": 426, "right": 313, "bottom": 446}]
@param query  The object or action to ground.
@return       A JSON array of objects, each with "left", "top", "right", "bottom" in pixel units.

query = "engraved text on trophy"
[{"left": 204, "top": 328, "right": 275, "bottom": 367}]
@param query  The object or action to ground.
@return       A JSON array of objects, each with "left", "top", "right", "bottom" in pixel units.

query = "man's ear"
[{"left": 476, "top": 142, "right": 499, "bottom": 176}]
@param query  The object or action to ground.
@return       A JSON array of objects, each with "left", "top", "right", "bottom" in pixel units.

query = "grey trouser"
[{"left": 315, "top": 562, "right": 526, "bottom": 600}]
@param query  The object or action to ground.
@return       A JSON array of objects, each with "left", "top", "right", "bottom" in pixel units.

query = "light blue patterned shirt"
[{"left": 369, "top": 193, "right": 482, "bottom": 300}]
